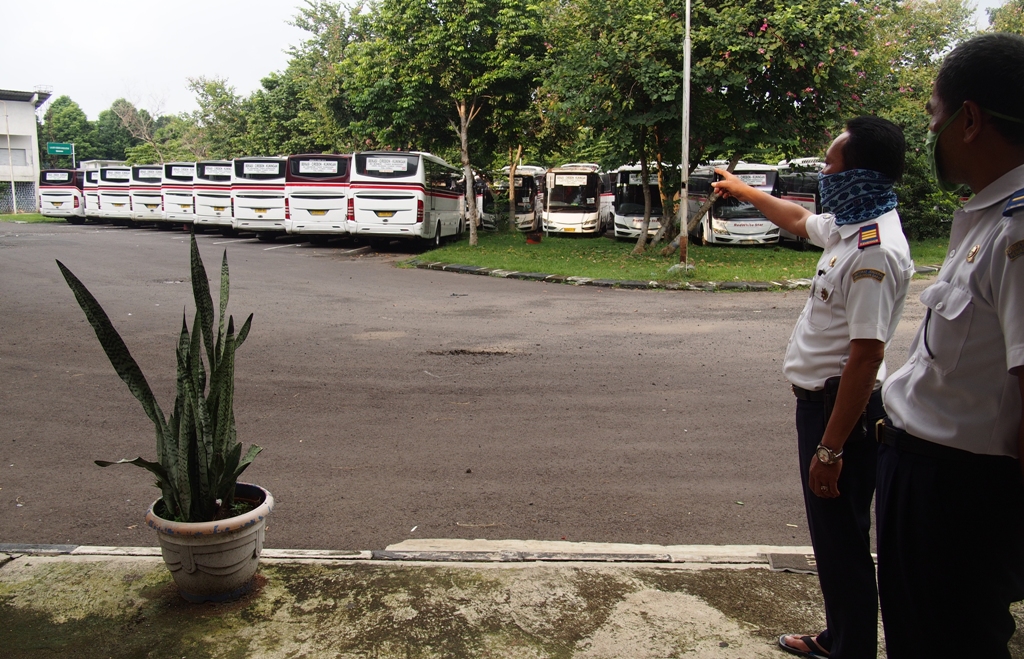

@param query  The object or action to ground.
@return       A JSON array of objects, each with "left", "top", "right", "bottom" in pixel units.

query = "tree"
[
  {"left": 187, "top": 77, "right": 247, "bottom": 160},
  {"left": 92, "top": 101, "right": 140, "bottom": 161},
  {"left": 989, "top": 0, "right": 1024, "bottom": 34},
  {"left": 344, "top": 0, "right": 545, "bottom": 245},
  {"left": 111, "top": 99, "right": 169, "bottom": 163},
  {"left": 38, "top": 96, "right": 94, "bottom": 168}
]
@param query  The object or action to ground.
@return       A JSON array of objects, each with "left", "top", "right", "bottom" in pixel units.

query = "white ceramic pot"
[{"left": 145, "top": 483, "right": 274, "bottom": 602}]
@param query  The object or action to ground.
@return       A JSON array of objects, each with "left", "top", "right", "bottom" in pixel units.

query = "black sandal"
[{"left": 778, "top": 634, "right": 830, "bottom": 658}]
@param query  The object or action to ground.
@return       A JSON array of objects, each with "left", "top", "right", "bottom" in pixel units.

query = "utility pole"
[
  {"left": 678, "top": 0, "right": 691, "bottom": 264},
  {"left": 2, "top": 100, "right": 17, "bottom": 214}
]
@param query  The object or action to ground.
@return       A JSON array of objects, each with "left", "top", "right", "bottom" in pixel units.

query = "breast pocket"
[
  {"left": 807, "top": 276, "right": 836, "bottom": 330},
  {"left": 919, "top": 281, "right": 973, "bottom": 374}
]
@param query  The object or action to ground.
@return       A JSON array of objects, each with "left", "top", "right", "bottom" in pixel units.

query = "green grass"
[
  {"left": 417, "top": 231, "right": 950, "bottom": 283},
  {"left": 0, "top": 213, "right": 64, "bottom": 223}
]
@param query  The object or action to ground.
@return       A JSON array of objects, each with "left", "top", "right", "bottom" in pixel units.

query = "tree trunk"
[
  {"left": 458, "top": 99, "right": 482, "bottom": 246},
  {"left": 508, "top": 144, "right": 522, "bottom": 232},
  {"left": 632, "top": 127, "right": 651, "bottom": 255},
  {"left": 649, "top": 148, "right": 675, "bottom": 248}
]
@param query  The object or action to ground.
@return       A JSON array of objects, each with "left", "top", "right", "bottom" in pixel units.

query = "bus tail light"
[
  {"left": 285, "top": 197, "right": 290, "bottom": 220},
  {"left": 416, "top": 199, "right": 424, "bottom": 223},
  {"left": 74, "top": 196, "right": 79, "bottom": 209},
  {"left": 346, "top": 197, "right": 354, "bottom": 222}
]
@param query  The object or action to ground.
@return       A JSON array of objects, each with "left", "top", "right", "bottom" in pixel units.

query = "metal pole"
[
  {"left": 2, "top": 100, "right": 17, "bottom": 214},
  {"left": 72, "top": 143, "right": 76, "bottom": 169},
  {"left": 678, "top": 0, "right": 691, "bottom": 264}
]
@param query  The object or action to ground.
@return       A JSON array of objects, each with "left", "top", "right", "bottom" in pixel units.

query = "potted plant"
[{"left": 57, "top": 231, "right": 271, "bottom": 603}]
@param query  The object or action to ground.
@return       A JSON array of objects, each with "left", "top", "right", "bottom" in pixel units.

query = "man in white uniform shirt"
[
  {"left": 877, "top": 33, "right": 1024, "bottom": 659},
  {"left": 713, "top": 116, "right": 913, "bottom": 659}
]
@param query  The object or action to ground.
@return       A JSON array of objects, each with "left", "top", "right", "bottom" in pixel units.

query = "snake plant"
[{"left": 57, "top": 232, "right": 261, "bottom": 523}]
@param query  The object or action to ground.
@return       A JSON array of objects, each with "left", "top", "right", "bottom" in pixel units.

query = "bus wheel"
[
  {"left": 309, "top": 235, "right": 329, "bottom": 245},
  {"left": 219, "top": 227, "right": 238, "bottom": 237},
  {"left": 433, "top": 222, "right": 443, "bottom": 247},
  {"left": 256, "top": 232, "right": 276, "bottom": 242},
  {"left": 66, "top": 217, "right": 85, "bottom": 225}
]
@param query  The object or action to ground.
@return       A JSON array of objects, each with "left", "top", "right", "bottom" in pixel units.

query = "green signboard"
[{"left": 47, "top": 142, "right": 73, "bottom": 155}]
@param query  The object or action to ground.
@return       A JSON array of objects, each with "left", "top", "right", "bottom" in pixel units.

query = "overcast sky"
[{"left": 2, "top": 0, "right": 1009, "bottom": 121}]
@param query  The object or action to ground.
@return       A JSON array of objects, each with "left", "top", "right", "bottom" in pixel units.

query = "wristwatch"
[{"left": 815, "top": 444, "right": 844, "bottom": 465}]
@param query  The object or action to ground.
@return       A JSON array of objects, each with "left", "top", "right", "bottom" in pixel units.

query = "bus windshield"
[
  {"left": 715, "top": 197, "right": 769, "bottom": 219},
  {"left": 615, "top": 174, "right": 662, "bottom": 215},
  {"left": 548, "top": 173, "right": 598, "bottom": 212}
]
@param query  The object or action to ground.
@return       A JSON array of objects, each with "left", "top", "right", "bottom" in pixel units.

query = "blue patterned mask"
[{"left": 817, "top": 169, "right": 898, "bottom": 226}]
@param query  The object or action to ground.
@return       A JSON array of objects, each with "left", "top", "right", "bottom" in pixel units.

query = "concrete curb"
[
  {"left": 0, "top": 540, "right": 814, "bottom": 568},
  {"left": 407, "top": 259, "right": 942, "bottom": 291}
]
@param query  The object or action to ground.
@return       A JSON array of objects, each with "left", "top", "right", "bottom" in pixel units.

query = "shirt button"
[
  {"left": 936, "top": 302, "right": 944, "bottom": 310},
  {"left": 949, "top": 249, "right": 956, "bottom": 257}
]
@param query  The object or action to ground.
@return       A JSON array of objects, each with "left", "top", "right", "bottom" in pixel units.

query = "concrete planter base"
[{"left": 145, "top": 483, "right": 274, "bottom": 602}]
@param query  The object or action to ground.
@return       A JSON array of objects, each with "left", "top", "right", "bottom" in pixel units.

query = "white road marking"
[
  {"left": 263, "top": 243, "right": 299, "bottom": 251},
  {"left": 212, "top": 239, "right": 253, "bottom": 245},
  {"left": 338, "top": 246, "right": 371, "bottom": 254}
]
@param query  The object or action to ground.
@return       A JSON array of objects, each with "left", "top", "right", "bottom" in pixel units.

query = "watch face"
[{"left": 816, "top": 446, "right": 833, "bottom": 464}]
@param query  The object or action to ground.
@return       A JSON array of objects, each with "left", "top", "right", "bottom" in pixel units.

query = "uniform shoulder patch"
[
  {"left": 1002, "top": 188, "right": 1024, "bottom": 217},
  {"left": 852, "top": 268, "right": 886, "bottom": 282},
  {"left": 857, "top": 223, "right": 881, "bottom": 249},
  {"left": 1007, "top": 239, "right": 1024, "bottom": 261}
]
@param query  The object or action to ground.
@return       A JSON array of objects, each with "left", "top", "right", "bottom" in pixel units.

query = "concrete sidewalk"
[{"left": 1, "top": 539, "right": 1022, "bottom": 658}]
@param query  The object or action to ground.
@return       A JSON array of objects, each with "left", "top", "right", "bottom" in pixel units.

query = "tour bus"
[
  {"left": 687, "top": 163, "right": 784, "bottom": 245},
  {"left": 38, "top": 169, "right": 85, "bottom": 223},
  {"left": 193, "top": 160, "right": 234, "bottom": 234},
  {"left": 479, "top": 165, "right": 546, "bottom": 231},
  {"left": 83, "top": 169, "right": 101, "bottom": 220},
  {"left": 609, "top": 164, "right": 663, "bottom": 239},
  {"left": 129, "top": 165, "right": 166, "bottom": 224},
  {"left": 284, "top": 153, "right": 351, "bottom": 243},
  {"left": 162, "top": 162, "right": 196, "bottom": 225},
  {"left": 777, "top": 157, "right": 824, "bottom": 249},
  {"left": 347, "top": 151, "right": 465, "bottom": 247},
  {"left": 542, "top": 163, "right": 608, "bottom": 235},
  {"left": 231, "top": 157, "right": 287, "bottom": 241},
  {"left": 96, "top": 165, "right": 133, "bottom": 223}
]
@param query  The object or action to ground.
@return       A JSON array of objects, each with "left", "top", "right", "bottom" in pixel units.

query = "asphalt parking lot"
[{"left": 0, "top": 222, "right": 928, "bottom": 551}]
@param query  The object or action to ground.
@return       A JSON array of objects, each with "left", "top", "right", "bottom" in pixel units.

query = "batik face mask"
[{"left": 817, "top": 169, "right": 898, "bottom": 225}]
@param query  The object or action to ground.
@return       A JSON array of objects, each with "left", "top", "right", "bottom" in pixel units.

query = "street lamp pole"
[{"left": 678, "top": 0, "right": 691, "bottom": 264}]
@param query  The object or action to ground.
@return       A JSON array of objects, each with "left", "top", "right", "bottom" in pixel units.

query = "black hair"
[
  {"left": 935, "top": 33, "right": 1024, "bottom": 145},
  {"left": 842, "top": 115, "right": 906, "bottom": 181}
]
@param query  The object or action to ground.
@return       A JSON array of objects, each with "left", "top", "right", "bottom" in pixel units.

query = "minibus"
[
  {"left": 609, "top": 164, "right": 662, "bottom": 239},
  {"left": 231, "top": 157, "right": 287, "bottom": 240},
  {"left": 38, "top": 169, "right": 85, "bottom": 223},
  {"left": 777, "top": 158, "right": 824, "bottom": 249},
  {"left": 348, "top": 151, "right": 465, "bottom": 247},
  {"left": 542, "top": 163, "right": 607, "bottom": 235},
  {"left": 688, "top": 163, "right": 783, "bottom": 245},
  {"left": 284, "top": 153, "right": 351, "bottom": 243},
  {"left": 97, "top": 166, "right": 133, "bottom": 223},
  {"left": 162, "top": 162, "right": 195, "bottom": 225},
  {"left": 83, "top": 169, "right": 100, "bottom": 220},
  {"left": 193, "top": 160, "right": 233, "bottom": 234},
  {"left": 480, "top": 165, "right": 545, "bottom": 231},
  {"left": 129, "top": 165, "right": 165, "bottom": 224}
]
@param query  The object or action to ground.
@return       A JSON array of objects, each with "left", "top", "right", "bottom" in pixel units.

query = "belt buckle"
[{"left": 875, "top": 418, "right": 886, "bottom": 444}]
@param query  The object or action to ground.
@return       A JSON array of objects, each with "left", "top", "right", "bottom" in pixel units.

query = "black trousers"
[
  {"left": 876, "top": 435, "right": 1024, "bottom": 659},
  {"left": 795, "top": 390, "right": 883, "bottom": 659}
]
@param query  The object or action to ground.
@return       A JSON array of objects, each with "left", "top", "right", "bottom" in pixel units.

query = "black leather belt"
[
  {"left": 792, "top": 385, "right": 825, "bottom": 402},
  {"left": 875, "top": 419, "right": 973, "bottom": 460}
]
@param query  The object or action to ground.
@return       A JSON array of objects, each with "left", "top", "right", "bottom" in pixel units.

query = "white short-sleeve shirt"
[
  {"left": 883, "top": 164, "right": 1024, "bottom": 457},
  {"left": 783, "top": 209, "right": 914, "bottom": 390}
]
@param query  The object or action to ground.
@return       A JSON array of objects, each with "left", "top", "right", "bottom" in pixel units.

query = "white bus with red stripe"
[
  {"left": 162, "top": 162, "right": 195, "bottom": 225},
  {"left": 778, "top": 158, "right": 823, "bottom": 249},
  {"left": 542, "top": 163, "right": 608, "bottom": 235},
  {"left": 348, "top": 151, "right": 465, "bottom": 247},
  {"left": 231, "top": 157, "right": 287, "bottom": 241},
  {"left": 284, "top": 154, "right": 351, "bottom": 243},
  {"left": 609, "top": 164, "right": 663, "bottom": 239},
  {"left": 83, "top": 169, "right": 100, "bottom": 220},
  {"left": 97, "top": 166, "right": 133, "bottom": 223},
  {"left": 193, "top": 160, "right": 233, "bottom": 234},
  {"left": 687, "top": 163, "right": 783, "bottom": 245},
  {"left": 129, "top": 165, "right": 165, "bottom": 223},
  {"left": 38, "top": 169, "right": 85, "bottom": 223}
]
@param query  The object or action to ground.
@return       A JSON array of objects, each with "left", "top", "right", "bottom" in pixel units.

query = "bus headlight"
[{"left": 711, "top": 219, "right": 729, "bottom": 234}]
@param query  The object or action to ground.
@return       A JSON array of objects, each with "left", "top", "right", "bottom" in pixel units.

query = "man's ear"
[{"left": 961, "top": 100, "right": 985, "bottom": 144}]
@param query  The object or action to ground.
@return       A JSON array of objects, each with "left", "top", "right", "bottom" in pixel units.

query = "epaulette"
[
  {"left": 857, "top": 223, "right": 881, "bottom": 249},
  {"left": 1002, "top": 188, "right": 1024, "bottom": 217}
]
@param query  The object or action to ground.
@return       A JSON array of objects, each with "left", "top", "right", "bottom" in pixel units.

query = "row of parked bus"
[{"left": 39, "top": 153, "right": 823, "bottom": 247}]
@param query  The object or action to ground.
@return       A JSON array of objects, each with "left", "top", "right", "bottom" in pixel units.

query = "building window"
[{"left": 0, "top": 148, "right": 29, "bottom": 167}]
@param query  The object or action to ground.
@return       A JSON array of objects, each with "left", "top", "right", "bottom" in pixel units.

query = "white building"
[{"left": 1, "top": 88, "right": 52, "bottom": 213}]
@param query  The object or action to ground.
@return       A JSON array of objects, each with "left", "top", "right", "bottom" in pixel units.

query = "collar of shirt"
[
  {"left": 823, "top": 208, "right": 899, "bottom": 246},
  {"left": 962, "top": 162, "right": 1024, "bottom": 213}
]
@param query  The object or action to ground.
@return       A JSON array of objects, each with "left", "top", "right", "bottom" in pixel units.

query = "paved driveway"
[{"left": 0, "top": 223, "right": 927, "bottom": 550}]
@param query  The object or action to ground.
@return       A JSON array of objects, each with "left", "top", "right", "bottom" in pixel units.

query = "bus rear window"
[
  {"left": 165, "top": 165, "right": 195, "bottom": 182},
  {"left": 235, "top": 160, "right": 283, "bottom": 180},
  {"left": 197, "top": 164, "right": 231, "bottom": 181},
  {"left": 86, "top": 171, "right": 99, "bottom": 184},
  {"left": 40, "top": 171, "right": 71, "bottom": 185},
  {"left": 288, "top": 157, "right": 349, "bottom": 181},
  {"left": 355, "top": 153, "right": 419, "bottom": 179},
  {"left": 133, "top": 167, "right": 163, "bottom": 182},
  {"left": 102, "top": 170, "right": 131, "bottom": 182}
]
